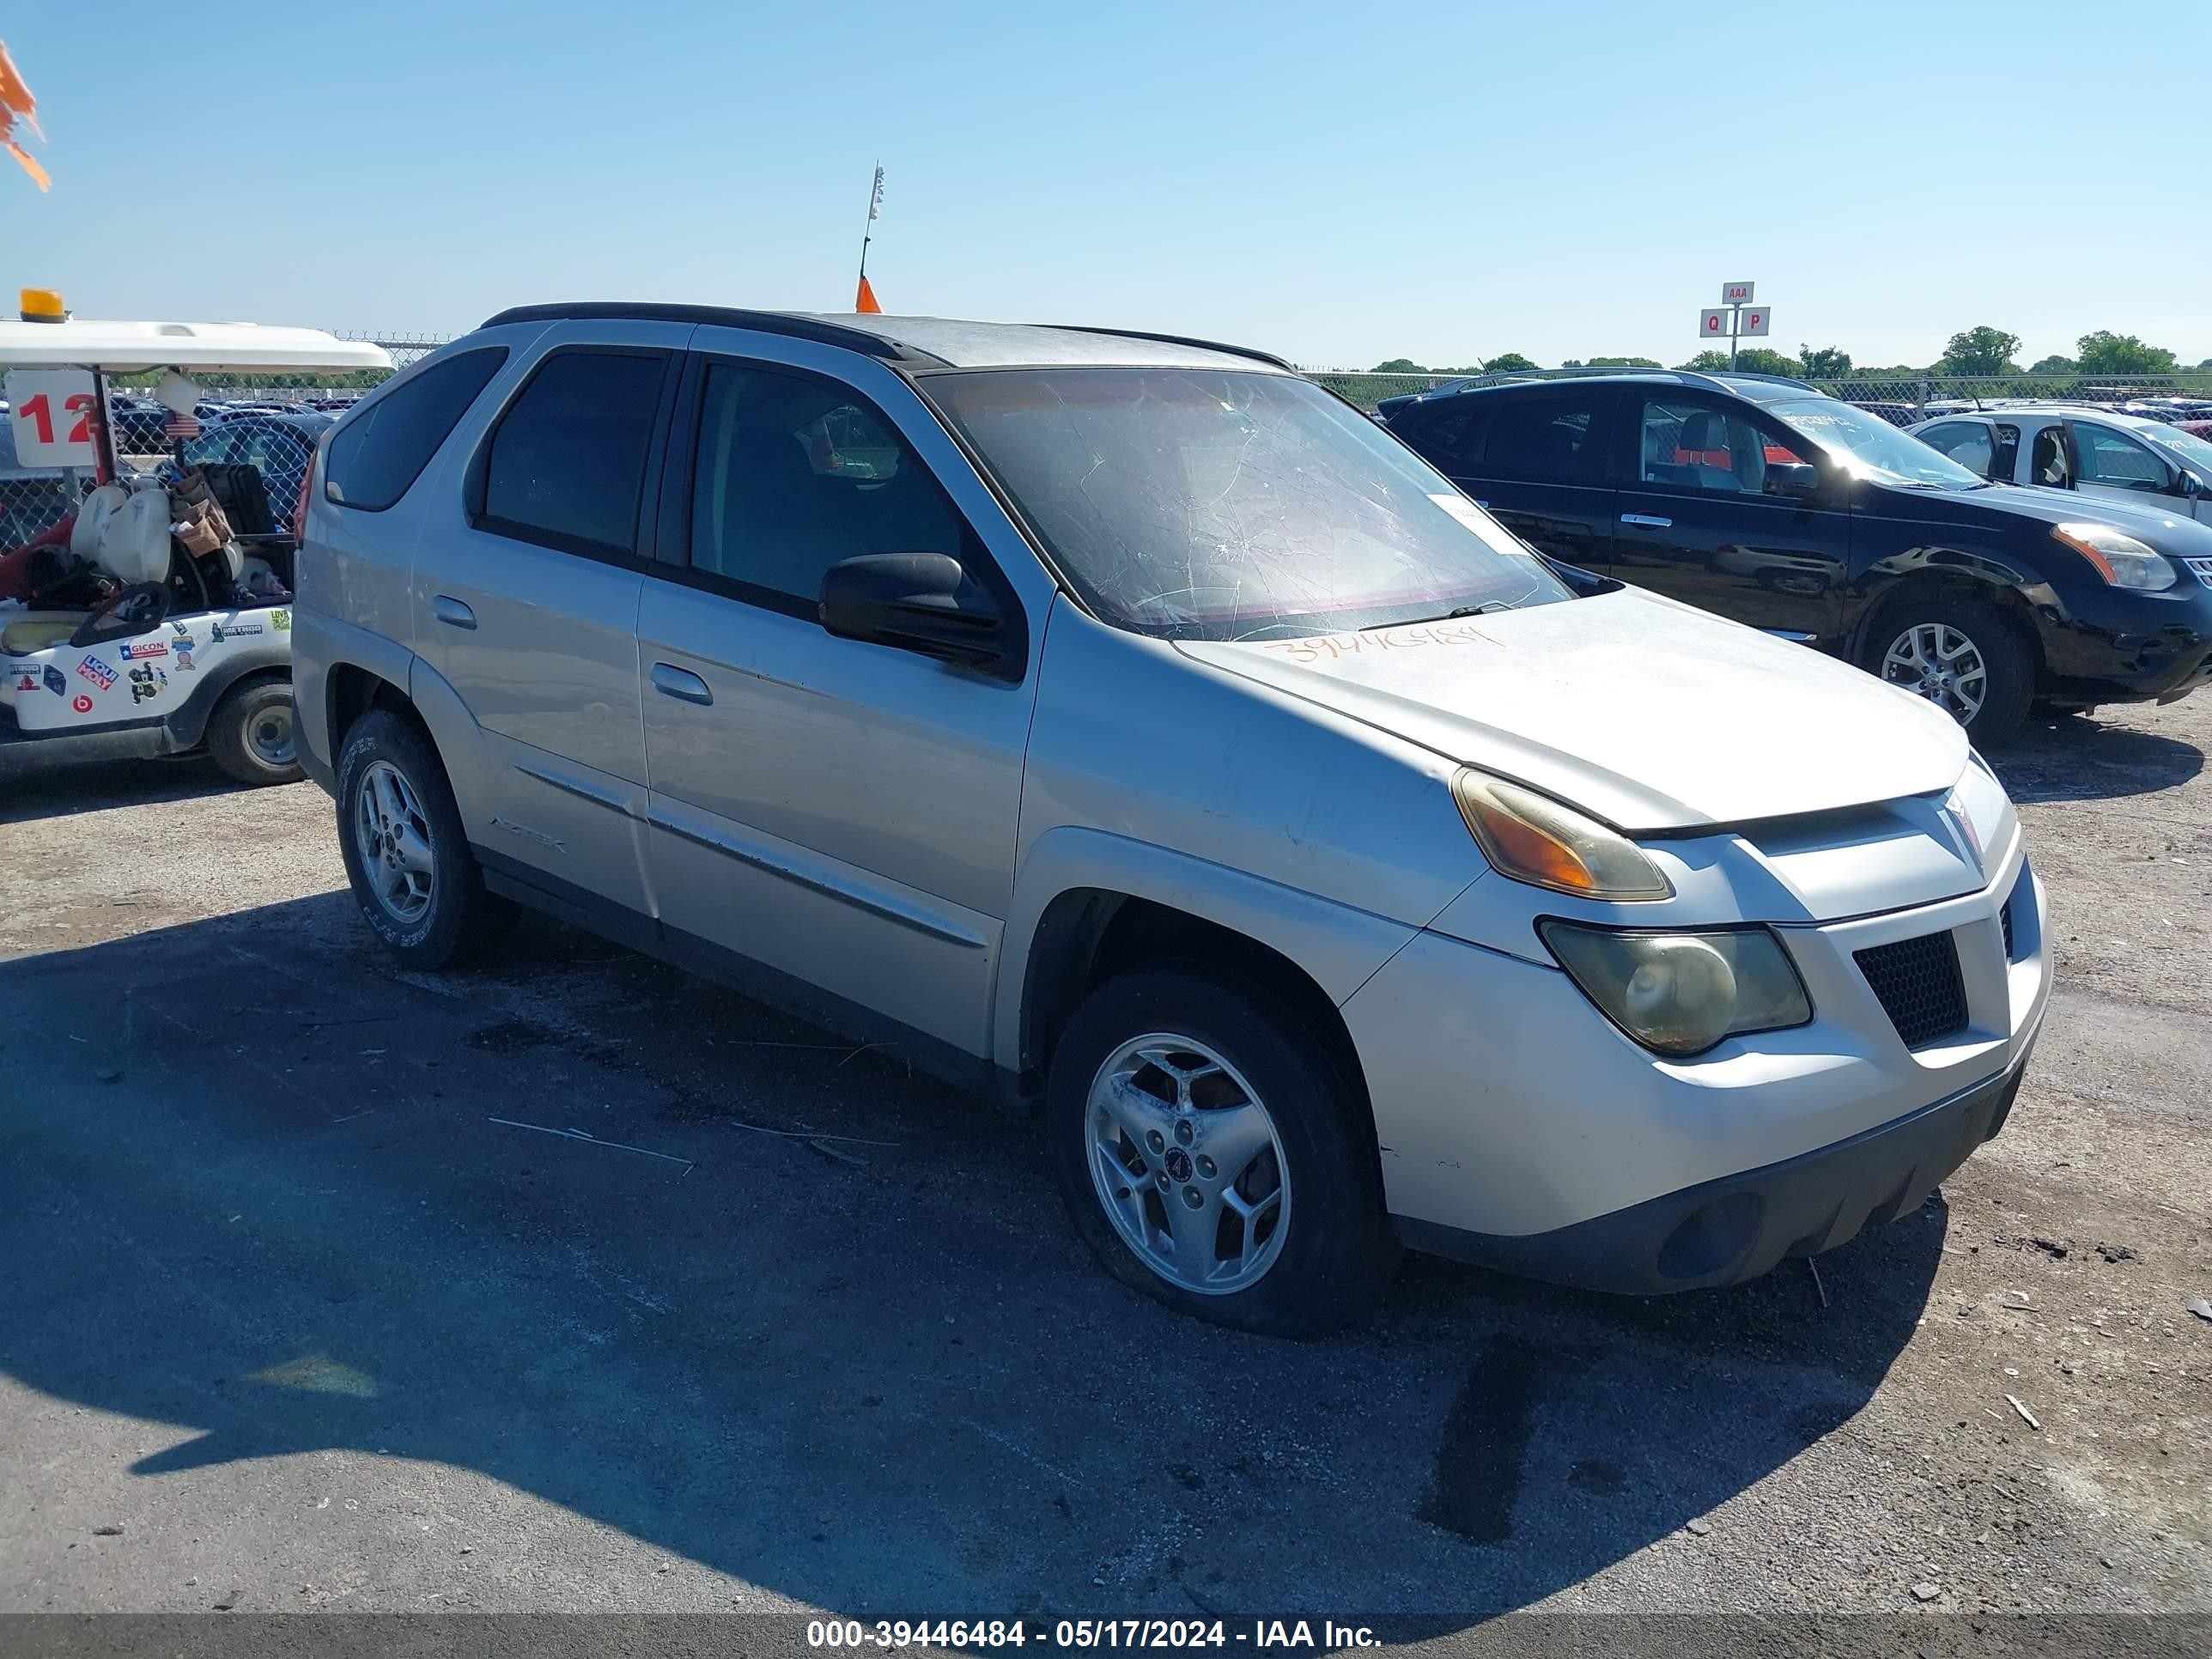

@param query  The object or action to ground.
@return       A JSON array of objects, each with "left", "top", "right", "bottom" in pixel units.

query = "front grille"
[
  {"left": 2000, "top": 889, "right": 2015, "bottom": 961},
  {"left": 1855, "top": 931, "right": 1969, "bottom": 1048}
]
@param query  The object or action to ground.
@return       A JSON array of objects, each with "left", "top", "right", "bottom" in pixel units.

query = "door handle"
[
  {"left": 432, "top": 595, "right": 477, "bottom": 629},
  {"left": 1620, "top": 514, "right": 1674, "bottom": 528},
  {"left": 651, "top": 663, "right": 714, "bottom": 706}
]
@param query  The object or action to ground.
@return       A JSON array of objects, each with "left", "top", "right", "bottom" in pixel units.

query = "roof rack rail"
[
  {"left": 1451, "top": 365, "right": 1822, "bottom": 398},
  {"left": 476, "top": 302, "right": 939, "bottom": 362},
  {"left": 1036, "top": 325, "right": 1294, "bottom": 371}
]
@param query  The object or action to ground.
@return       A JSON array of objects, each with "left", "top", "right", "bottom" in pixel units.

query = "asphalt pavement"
[{"left": 1, "top": 701, "right": 2206, "bottom": 1626}]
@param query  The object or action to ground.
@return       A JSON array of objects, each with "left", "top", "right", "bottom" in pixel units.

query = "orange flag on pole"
[
  {"left": 0, "top": 40, "right": 49, "bottom": 191},
  {"left": 854, "top": 275, "right": 883, "bottom": 314}
]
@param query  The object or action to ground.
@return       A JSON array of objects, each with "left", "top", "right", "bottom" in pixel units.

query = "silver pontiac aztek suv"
[{"left": 294, "top": 305, "right": 2049, "bottom": 1336}]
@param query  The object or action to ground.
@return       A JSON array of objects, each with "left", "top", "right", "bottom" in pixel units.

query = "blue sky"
[{"left": 6, "top": 2, "right": 2208, "bottom": 370}]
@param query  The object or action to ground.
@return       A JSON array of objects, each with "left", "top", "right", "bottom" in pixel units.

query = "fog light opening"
[{"left": 1656, "top": 1191, "right": 1764, "bottom": 1282}]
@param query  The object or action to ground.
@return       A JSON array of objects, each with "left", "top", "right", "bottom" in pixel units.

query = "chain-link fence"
[
  {"left": 1306, "top": 363, "right": 2212, "bottom": 424},
  {"left": 11, "top": 339, "right": 2212, "bottom": 552}
]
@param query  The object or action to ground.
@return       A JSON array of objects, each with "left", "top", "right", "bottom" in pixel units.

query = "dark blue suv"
[{"left": 1382, "top": 370, "right": 2212, "bottom": 744}]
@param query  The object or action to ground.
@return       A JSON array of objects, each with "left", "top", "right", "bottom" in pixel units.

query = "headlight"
[
  {"left": 2052, "top": 523, "right": 2177, "bottom": 591},
  {"left": 1539, "top": 923, "right": 1813, "bottom": 1057},
  {"left": 1453, "top": 770, "right": 1673, "bottom": 901}
]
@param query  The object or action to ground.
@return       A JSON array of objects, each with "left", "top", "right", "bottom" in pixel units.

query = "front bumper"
[
  {"left": 1342, "top": 830, "right": 2048, "bottom": 1291},
  {"left": 2037, "top": 573, "right": 2212, "bottom": 704},
  {"left": 1397, "top": 1048, "right": 2027, "bottom": 1294}
]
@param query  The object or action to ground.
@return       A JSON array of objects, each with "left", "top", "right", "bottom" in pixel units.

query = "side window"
[
  {"left": 479, "top": 349, "right": 670, "bottom": 556},
  {"left": 2074, "top": 424, "right": 2171, "bottom": 492},
  {"left": 2030, "top": 427, "right": 2070, "bottom": 487},
  {"left": 1919, "top": 420, "right": 1996, "bottom": 477},
  {"left": 1401, "top": 403, "right": 1483, "bottom": 470},
  {"left": 1637, "top": 398, "right": 1806, "bottom": 495},
  {"left": 325, "top": 346, "right": 506, "bottom": 512},
  {"left": 1992, "top": 423, "right": 2021, "bottom": 483},
  {"left": 687, "top": 361, "right": 963, "bottom": 608},
  {"left": 1463, "top": 393, "right": 1609, "bottom": 484}
]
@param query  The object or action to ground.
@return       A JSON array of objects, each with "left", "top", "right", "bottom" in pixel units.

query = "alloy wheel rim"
[
  {"left": 355, "top": 760, "right": 436, "bottom": 924},
  {"left": 248, "top": 705, "right": 296, "bottom": 768},
  {"left": 1085, "top": 1032, "right": 1291, "bottom": 1296},
  {"left": 1881, "top": 622, "right": 1988, "bottom": 724}
]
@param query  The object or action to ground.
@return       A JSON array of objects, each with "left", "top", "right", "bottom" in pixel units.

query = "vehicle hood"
[
  {"left": 1887, "top": 481, "right": 2212, "bottom": 553},
  {"left": 1175, "top": 586, "right": 1968, "bottom": 833}
]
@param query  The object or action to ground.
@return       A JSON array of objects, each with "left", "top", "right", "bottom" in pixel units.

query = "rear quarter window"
[{"left": 324, "top": 347, "right": 507, "bottom": 512}]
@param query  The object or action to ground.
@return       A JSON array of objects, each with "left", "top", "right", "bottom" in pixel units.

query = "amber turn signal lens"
[{"left": 1452, "top": 770, "right": 1673, "bottom": 902}]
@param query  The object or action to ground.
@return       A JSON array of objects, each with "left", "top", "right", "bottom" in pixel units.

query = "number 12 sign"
[{"left": 5, "top": 368, "right": 100, "bottom": 466}]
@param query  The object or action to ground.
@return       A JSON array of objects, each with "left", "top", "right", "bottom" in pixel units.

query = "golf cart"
[{"left": 0, "top": 295, "right": 389, "bottom": 784}]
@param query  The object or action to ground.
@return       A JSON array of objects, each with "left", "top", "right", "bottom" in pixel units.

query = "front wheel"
[
  {"left": 1047, "top": 967, "right": 1395, "bottom": 1338},
  {"left": 205, "top": 677, "right": 305, "bottom": 786},
  {"left": 1864, "top": 598, "right": 2034, "bottom": 747}
]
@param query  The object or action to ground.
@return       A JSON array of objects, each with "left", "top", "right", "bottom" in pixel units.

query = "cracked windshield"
[{"left": 927, "top": 368, "right": 1568, "bottom": 641}]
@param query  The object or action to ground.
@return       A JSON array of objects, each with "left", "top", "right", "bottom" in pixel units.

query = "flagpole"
[{"left": 856, "top": 161, "right": 881, "bottom": 285}]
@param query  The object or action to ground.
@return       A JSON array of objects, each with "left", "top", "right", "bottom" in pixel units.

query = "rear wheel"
[
  {"left": 205, "top": 678, "right": 304, "bottom": 786},
  {"left": 1047, "top": 967, "right": 1395, "bottom": 1337},
  {"left": 336, "top": 709, "right": 514, "bottom": 968},
  {"left": 1864, "top": 597, "right": 2033, "bottom": 747}
]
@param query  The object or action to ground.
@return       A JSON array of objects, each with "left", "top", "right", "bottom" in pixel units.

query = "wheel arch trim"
[{"left": 995, "top": 824, "right": 1418, "bottom": 1085}]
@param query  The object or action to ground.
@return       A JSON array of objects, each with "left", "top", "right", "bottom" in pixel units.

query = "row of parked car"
[{"left": 1376, "top": 369, "right": 2212, "bottom": 744}]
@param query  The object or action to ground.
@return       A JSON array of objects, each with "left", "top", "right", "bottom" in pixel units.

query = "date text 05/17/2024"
[{"left": 805, "top": 1621, "right": 1382, "bottom": 1650}]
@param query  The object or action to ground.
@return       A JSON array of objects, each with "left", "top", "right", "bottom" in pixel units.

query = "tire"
[
  {"left": 1047, "top": 966, "right": 1396, "bottom": 1338},
  {"left": 205, "top": 677, "right": 306, "bottom": 786},
  {"left": 1862, "top": 596, "right": 2034, "bottom": 748},
  {"left": 335, "top": 708, "right": 516, "bottom": 969}
]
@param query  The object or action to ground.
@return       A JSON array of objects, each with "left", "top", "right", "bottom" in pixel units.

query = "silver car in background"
[
  {"left": 292, "top": 307, "right": 2049, "bottom": 1335},
  {"left": 1913, "top": 403, "right": 2212, "bottom": 521}
]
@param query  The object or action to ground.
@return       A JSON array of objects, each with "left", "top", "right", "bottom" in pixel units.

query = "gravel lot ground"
[{"left": 1, "top": 698, "right": 2207, "bottom": 1631}]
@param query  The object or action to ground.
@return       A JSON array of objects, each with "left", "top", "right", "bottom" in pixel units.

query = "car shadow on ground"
[
  {"left": 1995, "top": 710, "right": 2203, "bottom": 805},
  {"left": 0, "top": 750, "right": 244, "bottom": 825},
  {"left": 0, "top": 895, "right": 1943, "bottom": 1621}
]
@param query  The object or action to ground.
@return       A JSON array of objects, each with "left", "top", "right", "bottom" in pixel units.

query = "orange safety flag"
[
  {"left": 854, "top": 275, "right": 883, "bottom": 314},
  {"left": 0, "top": 40, "right": 47, "bottom": 190}
]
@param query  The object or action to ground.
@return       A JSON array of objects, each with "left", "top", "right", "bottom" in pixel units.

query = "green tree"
[
  {"left": 1937, "top": 325, "right": 2022, "bottom": 375},
  {"left": 1482, "top": 351, "right": 1538, "bottom": 373},
  {"left": 1799, "top": 345, "right": 1852, "bottom": 379},
  {"left": 2075, "top": 331, "right": 2177, "bottom": 375},
  {"left": 1679, "top": 350, "right": 1732, "bottom": 371},
  {"left": 1370, "top": 357, "right": 1426, "bottom": 374},
  {"left": 2028, "top": 355, "right": 2077, "bottom": 375},
  {"left": 1732, "top": 347, "right": 1805, "bottom": 377},
  {"left": 1562, "top": 355, "right": 1662, "bottom": 368}
]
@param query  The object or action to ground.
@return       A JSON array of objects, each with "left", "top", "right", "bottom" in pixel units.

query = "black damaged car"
[{"left": 1381, "top": 369, "right": 2212, "bottom": 744}]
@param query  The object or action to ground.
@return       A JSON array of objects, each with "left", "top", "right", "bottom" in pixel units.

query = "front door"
[
  {"left": 1609, "top": 393, "right": 1850, "bottom": 641},
  {"left": 2068, "top": 420, "right": 2185, "bottom": 514},
  {"left": 411, "top": 322, "right": 686, "bottom": 915},
  {"left": 636, "top": 346, "right": 1042, "bottom": 1062}
]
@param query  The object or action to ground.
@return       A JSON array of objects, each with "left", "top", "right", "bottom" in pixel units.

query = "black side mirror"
[
  {"left": 820, "top": 553, "right": 1018, "bottom": 678},
  {"left": 1764, "top": 462, "right": 1821, "bottom": 500}
]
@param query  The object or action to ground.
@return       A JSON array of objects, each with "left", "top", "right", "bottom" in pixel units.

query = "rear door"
[
  {"left": 412, "top": 320, "right": 687, "bottom": 915},
  {"left": 1402, "top": 388, "right": 1620, "bottom": 573},
  {"left": 1608, "top": 393, "right": 1850, "bottom": 641},
  {"left": 1917, "top": 417, "right": 2002, "bottom": 481}
]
